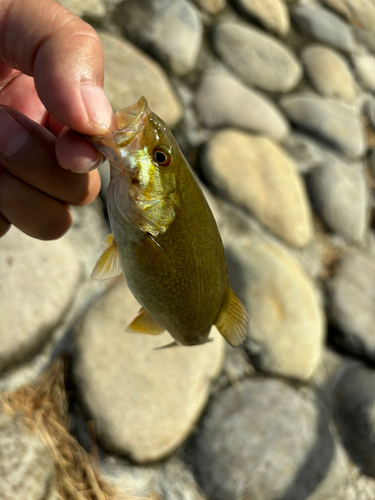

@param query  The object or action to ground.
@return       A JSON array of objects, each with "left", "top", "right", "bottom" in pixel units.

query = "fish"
[{"left": 89, "top": 96, "right": 248, "bottom": 347}]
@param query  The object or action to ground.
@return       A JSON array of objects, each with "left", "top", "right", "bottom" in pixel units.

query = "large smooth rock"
[
  {"left": 0, "top": 228, "right": 82, "bottom": 372},
  {"left": 225, "top": 241, "right": 325, "bottom": 381},
  {"left": 327, "top": 251, "right": 375, "bottom": 361},
  {"left": 233, "top": 0, "right": 290, "bottom": 36},
  {"left": 292, "top": 2, "right": 355, "bottom": 53},
  {"left": 98, "top": 31, "right": 182, "bottom": 127},
  {"left": 280, "top": 95, "right": 366, "bottom": 158},
  {"left": 194, "top": 70, "right": 289, "bottom": 140},
  {"left": 192, "top": 378, "right": 348, "bottom": 500},
  {"left": 115, "top": 0, "right": 202, "bottom": 76},
  {"left": 322, "top": 0, "right": 375, "bottom": 35},
  {"left": 0, "top": 413, "right": 57, "bottom": 500},
  {"left": 353, "top": 54, "right": 375, "bottom": 93},
  {"left": 74, "top": 281, "right": 225, "bottom": 463},
  {"left": 200, "top": 130, "right": 314, "bottom": 248},
  {"left": 306, "top": 160, "right": 368, "bottom": 243},
  {"left": 302, "top": 45, "right": 356, "bottom": 101},
  {"left": 213, "top": 23, "right": 302, "bottom": 93}
]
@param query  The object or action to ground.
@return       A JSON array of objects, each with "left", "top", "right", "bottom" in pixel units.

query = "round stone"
[
  {"left": 233, "top": 0, "right": 290, "bottom": 36},
  {"left": 353, "top": 54, "right": 375, "bottom": 93}
]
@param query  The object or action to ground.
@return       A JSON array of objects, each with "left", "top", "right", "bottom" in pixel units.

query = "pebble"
[
  {"left": 74, "top": 280, "right": 225, "bottom": 463},
  {"left": 233, "top": 0, "right": 290, "bottom": 37},
  {"left": 280, "top": 94, "right": 366, "bottom": 158},
  {"left": 116, "top": 0, "right": 202, "bottom": 76},
  {"left": 0, "top": 228, "right": 82, "bottom": 372},
  {"left": 292, "top": 2, "right": 355, "bottom": 53},
  {"left": 326, "top": 251, "right": 375, "bottom": 361},
  {"left": 306, "top": 160, "right": 368, "bottom": 243},
  {"left": 191, "top": 378, "right": 348, "bottom": 500},
  {"left": 98, "top": 31, "right": 182, "bottom": 127},
  {"left": 225, "top": 241, "right": 325, "bottom": 381},
  {"left": 0, "top": 413, "right": 57, "bottom": 500},
  {"left": 321, "top": 0, "right": 375, "bottom": 34},
  {"left": 213, "top": 22, "right": 302, "bottom": 93},
  {"left": 335, "top": 365, "right": 375, "bottom": 477},
  {"left": 199, "top": 129, "right": 314, "bottom": 248},
  {"left": 56, "top": 0, "right": 106, "bottom": 19},
  {"left": 302, "top": 45, "right": 356, "bottom": 101},
  {"left": 353, "top": 54, "right": 375, "bottom": 93},
  {"left": 193, "top": 0, "right": 226, "bottom": 14},
  {"left": 194, "top": 70, "right": 290, "bottom": 141}
]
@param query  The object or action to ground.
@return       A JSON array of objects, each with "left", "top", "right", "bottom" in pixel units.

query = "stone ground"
[{"left": 2, "top": 0, "right": 375, "bottom": 498}]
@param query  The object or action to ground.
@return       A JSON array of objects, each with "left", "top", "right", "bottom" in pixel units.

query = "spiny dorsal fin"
[
  {"left": 126, "top": 307, "right": 165, "bottom": 335},
  {"left": 215, "top": 288, "right": 249, "bottom": 347},
  {"left": 91, "top": 233, "right": 122, "bottom": 280}
]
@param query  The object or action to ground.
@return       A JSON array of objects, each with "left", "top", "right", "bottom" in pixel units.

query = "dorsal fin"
[
  {"left": 126, "top": 307, "right": 165, "bottom": 335},
  {"left": 91, "top": 234, "right": 123, "bottom": 280},
  {"left": 215, "top": 288, "right": 249, "bottom": 346}
]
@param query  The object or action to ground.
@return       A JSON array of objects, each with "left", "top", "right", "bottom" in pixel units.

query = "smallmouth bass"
[{"left": 89, "top": 97, "right": 248, "bottom": 347}]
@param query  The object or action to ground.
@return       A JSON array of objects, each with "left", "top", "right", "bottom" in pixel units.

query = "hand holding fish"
[{"left": 0, "top": 0, "right": 116, "bottom": 240}]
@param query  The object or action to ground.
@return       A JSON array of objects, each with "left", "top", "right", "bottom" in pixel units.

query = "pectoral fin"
[
  {"left": 91, "top": 234, "right": 123, "bottom": 280},
  {"left": 215, "top": 288, "right": 249, "bottom": 347},
  {"left": 126, "top": 307, "right": 165, "bottom": 335}
]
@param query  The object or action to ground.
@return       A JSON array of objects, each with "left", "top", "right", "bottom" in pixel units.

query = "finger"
[
  {"left": 0, "top": 211, "right": 11, "bottom": 237},
  {"left": 56, "top": 128, "right": 104, "bottom": 173},
  {"left": 0, "top": 0, "right": 116, "bottom": 135},
  {"left": 0, "top": 167, "right": 72, "bottom": 240},
  {"left": 0, "top": 106, "right": 101, "bottom": 206}
]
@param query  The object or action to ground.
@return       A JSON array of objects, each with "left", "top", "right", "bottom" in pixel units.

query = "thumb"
[{"left": 0, "top": 0, "right": 116, "bottom": 135}]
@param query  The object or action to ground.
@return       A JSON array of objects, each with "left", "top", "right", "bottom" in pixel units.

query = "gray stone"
[
  {"left": 98, "top": 31, "right": 182, "bottom": 127},
  {"left": 56, "top": 0, "right": 105, "bottom": 19},
  {"left": 115, "top": 0, "right": 202, "bottom": 76},
  {"left": 354, "top": 27, "right": 375, "bottom": 55},
  {"left": 213, "top": 22, "right": 302, "bottom": 93},
  {"left": 0, "top": 413, "right": 57, "bottom": 500},
  {"left": 306, "top": 160, "right": 368, "bottom": 243},
  {"left": 101, "top": 455, "right": 206, "bottom": 499},
  {"left": 193, "top": 0, "right": 225, "bottom": 14},
  {"left": 280, "top": 94, "right": 366, "bottom": 158},
  {"left": 0, "top": 228, "right": 82, "bottom": 372},
  {"left": 354, "top": 54, "right": 375, "bottom": 93},
  {"left": 225, "top": 241, "right": 325, "bottom": 381},
  {"left": 192, "top": 378, "right": 348, "bottom": 500},
  {"left": 200, "top": 129, "right": 314, "bottom": 248},
  {"left": 74, "top": 281, "right": 225, "bottom": 463},
  {"left": 292, "top": 2, "right": 355, "bottom": 53},
  {"left": 335, "top": 365, "right": 375, "bottom": 477},
  {"left": 233, "top": 0, "right": 290, "bottom": 36},
  {"left": 194, "top": 69, "right": 289, "bottom": 140},
  {"left": 327, "top": 251, "right": 375, "bottom": 361},
  {"left": 322, "top": 0, "right": 375, "bottom": 35},
  {"left": 302, "top": 45, "right": 356, "bottom": 101}
]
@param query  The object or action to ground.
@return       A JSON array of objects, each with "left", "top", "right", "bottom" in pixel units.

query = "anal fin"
[
  {"left": 215, "top": 288, "right": 249, "bottom": 347},
  {"left": 91, "top": 233, "right": 123, "bottom": 280},
  {"left": 126, "top": 307, "right": 165, "bottom": 335}
]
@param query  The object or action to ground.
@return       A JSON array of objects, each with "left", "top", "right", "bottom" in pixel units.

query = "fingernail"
[
  {"left": 80, "top": 85, "right": 114, "bottom": 133},
  {"left": 78, "top": 154, "right": 104, "bottom": 173},
  {"left": 0, "top": 108, "right": 30, "bottom": 157}
]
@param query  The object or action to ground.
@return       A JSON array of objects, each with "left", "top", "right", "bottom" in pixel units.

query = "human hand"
[{"left": 0, "top": 0, "right": 116, "bottom": 240}]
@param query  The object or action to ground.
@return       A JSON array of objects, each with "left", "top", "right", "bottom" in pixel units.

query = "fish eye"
[{"left": 153, "top": 146, "right": 172, "bottom": 166}]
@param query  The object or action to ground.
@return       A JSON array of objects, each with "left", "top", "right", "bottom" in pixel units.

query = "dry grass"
[{"left": 0, "top": 358, "right": 160, "bottom": 500}]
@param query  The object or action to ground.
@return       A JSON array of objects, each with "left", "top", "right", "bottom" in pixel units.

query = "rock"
[
  {"left": 327, "top": 251, "right": 375, "bottom": 361},
  {"left": 0, "top": 413, "right": 57, "bottom": 500},
  {"left": 194, "top": 70, "right": 289, "bottom": 140},
  {"left": 225, "top": 241, "right": 325, "bottom": 381},
  {"left": 101, "top": 455, "right": 206, "bottom": 500},
  {"left": 321, "top": 0, "right": 375, "bottom": 35},
  {"left": 74, "top": 281, "right": 225, "bottom": 463},
  {"left": 193, "top": 0, "right": 225, "bottom": 14},
  {"left": 306, "top": 160, "right": 368, "bottom": 243},
  {"left": 353, "top": 27, "right": 375, "bottom": 55},
  {"left": 199, "top": 129, "right": 314, "bottom": 248},
  {"left": 56, "top": 0, "right": 105, "bottom": 19},
  {"left": 213, "top": 22, "right": 302, "bottom": 93},
  {"left": 233, "top": 0, "right": 290, "bottom": 37},
  {"left": 335, "top": 365, "right": 375, "bottom": 477},
  {"left": 353, "top": 54, "right": 375, "bottom": 93},
  {"left": 302, "top": 45, "right": 356, "bottom": 101},
  {"left": 292, "top": 2, "right": 355, "bottom": 53},
  {"left": 280, "top": 94, "right": 366, "bottom": 158},
  {"left": 0, "top": 228, "right": 82, "bottom": 372},
  {"left": 98, "top": 31, "right": 182, "bottom": 127},
  {"left": 115, "top": 0, "right": 202, "bottom": 76},
  {"left": 191, "top": 378, "right": 348, "bottom": 500}
]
